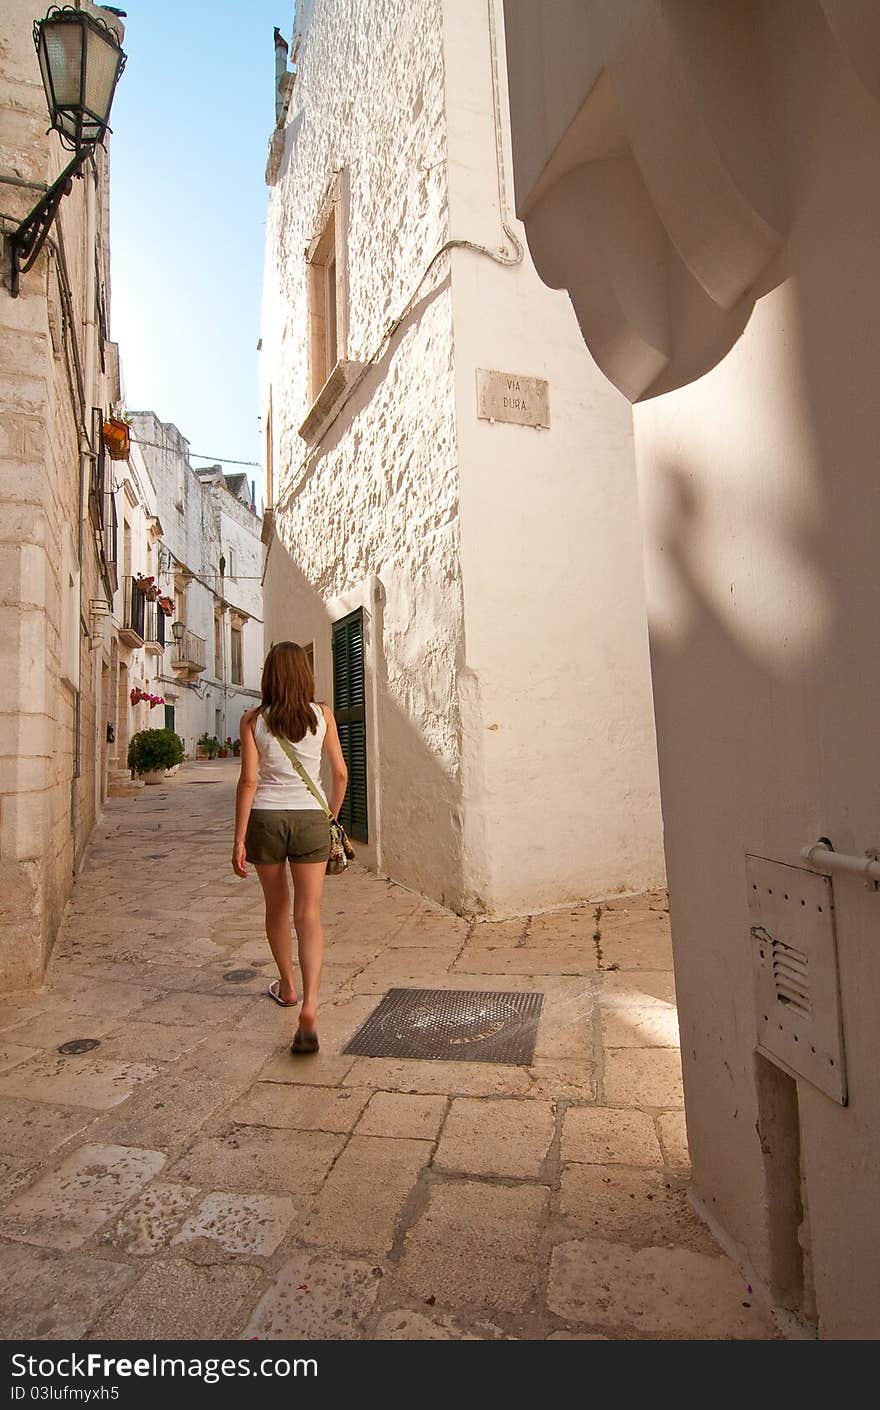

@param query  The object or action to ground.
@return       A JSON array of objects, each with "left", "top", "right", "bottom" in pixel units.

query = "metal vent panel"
[
  {"left": 746, "top": 854, "right": 846, "bottom": 1104},
  {"left": 343, "top": 988, "right": 544, "bottom": 1065}
]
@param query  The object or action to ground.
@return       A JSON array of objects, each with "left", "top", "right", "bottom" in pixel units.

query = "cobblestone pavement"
[{"left": 0, "top": 763, "right": 776, "bottom": 1340}]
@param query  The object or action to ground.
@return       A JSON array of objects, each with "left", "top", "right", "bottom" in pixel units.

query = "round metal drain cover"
[
  {"left": 58, "top": 1038, "right": 101, "bottom": 1055},
  {"left": 223, "top": 968, "right": 258, "bottom": 983}
]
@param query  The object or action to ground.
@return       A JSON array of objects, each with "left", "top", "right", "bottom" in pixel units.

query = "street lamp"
[
  {"left": 171, "top": 620, "right": 186, "bottom": 646},
  {"left": 8, "top": 6, "right": 126, "bottom": 297}
]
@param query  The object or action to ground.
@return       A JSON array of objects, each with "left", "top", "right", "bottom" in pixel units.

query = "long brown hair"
[{"left": 260, "top": 641, "right": 318, "bottom": 741}]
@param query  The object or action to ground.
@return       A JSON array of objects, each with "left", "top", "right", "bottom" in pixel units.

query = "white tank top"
[{"left": 252, "top": 706, "right": 328, "bottom": 810}]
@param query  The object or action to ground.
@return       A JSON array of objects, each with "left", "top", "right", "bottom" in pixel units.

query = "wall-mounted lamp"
[
  {"left": 8, "top": 6, "right": 127, "bottom": 297},
  {"left": 171, "top": 620, "right": 186, "bottom": 644}
]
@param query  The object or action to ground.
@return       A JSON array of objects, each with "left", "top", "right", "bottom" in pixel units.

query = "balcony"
[
  {"left": 144, "top": 600, "right": 166, "bottom": 655},
  {"left": 119, "top": 577, "right": 147, "bottom": 647},
  {"left": 171, "top": 627, "right": 207, "bottom": 677}
]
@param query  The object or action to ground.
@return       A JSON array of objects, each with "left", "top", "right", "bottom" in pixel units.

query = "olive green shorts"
[{"left": 245, "top": 809, "right": 330, "bottom": 865}]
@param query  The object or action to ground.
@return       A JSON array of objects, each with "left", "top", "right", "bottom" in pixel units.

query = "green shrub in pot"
[{"left": 127, "top": 728, "right": 185, "bottom": 777}]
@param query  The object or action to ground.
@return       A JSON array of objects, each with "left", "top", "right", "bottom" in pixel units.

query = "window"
[
  {"left": 265, "top": 387, "right": 274, "bottom": 508},
  {"left": 307, "top": 208, "right": 338, "bottom": 402},
  {"left": 306, "top": 173, "right": 350, "bottom": 407},
  {"left": 226, "top": 547, "right": 236, "bottom": 581},
  {"left": 332, "top": 609, "right": 368, "bottom": 842},
  {"left": 214, "top": 613, "right": 223, "bottom": 678},
  {"left": 230, "top": 624, "right": 243, "bottom": 686}
]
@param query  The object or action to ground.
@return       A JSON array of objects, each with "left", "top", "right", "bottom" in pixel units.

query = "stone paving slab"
[
  {"left": 304, "top": 1135, "right": 432, "bottom": 1256},
  {"left": 342, "top": 1057, "right": 534, "bottom": 1098},
  {"left": 0, "top": 1241, "right": 138, "bottom": 1339},
  {"left": 434, "top": 1097, "right": 554, "bottom": 1179},
  {"left": 170, "top": 1126, "right": 345, "bottom": 1196},
  {"left": 171, "top": 1191, "right": 297, "bottom": 1258},
  {"left": 92, "top": 1258, "right": 264, "bottom": 1340},
  {"left": 601, "top": 1003, "right": 680, "bottom": 1048},
  {"left": 658, "top": 1111, "right": 690, "bottom": 1169},
  {"left": 99, "top": 1180, "right": 199, "bottom": 1256},
  {"left": 224, "top": 1081, "right": 370, "bottom": 1133},
  {"left": 0, "top": 1052, "right": 160, "bottom": 1110},
  {"left": 548, "top": 1238, "right": 775, "bottom": 1338},
  {"left": 555, "top": 1164, "right": 719, "bottom": 1255},
  {"left": 244, "top": 1249, "right": 383, "bottom": 1340},
  {"left": 0, "top": 1142, "right": 166, "bottom": 1250},
  {"left": 561, "top": 1107, "right": 663, "bottom": 1166},
  {"left": 373, "top": 1308, "right": 510, "bottom": 1339},
  {"left": 96, "top": 1022, "right": 208, "bottom": 1063},
  {"left": 597, "top": 971, "right": 677, "bottom": 1005},
  {"left": 0, "top": 1095, "right": 96, "bottom": 1160},
  {"left": 354, "top": 1091, "right": 448, "bottom": 1140},
  {"left": 396, "top": 1179, "right": 549, "bottom": 1317},
  {"left": 90, "top": 1074, "right": 235, "bottom": 1151},
  {"left": 603, "top": 1047, "right": 685, "bottom": 1108}
]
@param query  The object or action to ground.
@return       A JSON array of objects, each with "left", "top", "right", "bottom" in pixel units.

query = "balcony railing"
[
  {"left": 119, "top": 576, "right": 147, "bottom": 646},
  {"left": 172, "top": 627, "right": 206, "bottom": 674},
  {"left": 144, "top": 600, "right": 166, "bottom": 653}
]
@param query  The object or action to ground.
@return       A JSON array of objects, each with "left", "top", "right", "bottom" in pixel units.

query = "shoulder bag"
[{"left": 273, "top": 732, "right": 355, "bottom": 875}]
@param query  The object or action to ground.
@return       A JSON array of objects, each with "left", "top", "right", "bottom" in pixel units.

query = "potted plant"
[
  {"left": 232, "top": 738, "right": 241, "bottom": 757},
  {"left": 127, "top": 728, "right": 184, "bottom": 785},
  {"left": 134, "top": 573, "right": 158, "bottom": 601},
  {"left": 158, "top": 594, "right": 174, "bottom": 617},
  {"left": 103, "top": 417, "right": 131, "bottom": 461}
]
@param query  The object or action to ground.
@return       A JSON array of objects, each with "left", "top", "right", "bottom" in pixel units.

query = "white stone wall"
[
  {"left": 128, "top": 414, "right": 263, "bottom": 760},
  {"left": 262, "top": 0, "right": 462, "bottom": 900},
  {"left": 444, "top": 0, "right": 663, "bottom": 913},
  {"left": 262, "top": 0, "right": 664, "bottom": 914}
]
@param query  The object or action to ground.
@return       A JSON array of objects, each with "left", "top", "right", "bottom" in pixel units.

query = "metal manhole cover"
[
  {"left": 223, "top": 968, "right": 259, "bottom": 983},
  {"left": 343, "top": 988, "right": 543, "bottom": 1064},
  {"left": 57, "top": 1038, "right": 101, "bottom": 1055}
]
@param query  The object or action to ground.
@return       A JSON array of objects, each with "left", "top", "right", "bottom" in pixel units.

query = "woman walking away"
[{"left": 232, "top": 641, "right": 348, "bottom": 1054}]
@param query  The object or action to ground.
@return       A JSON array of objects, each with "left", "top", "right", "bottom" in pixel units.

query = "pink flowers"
[{"left": 130, "top": 687, "right": 165, "bottom": 708}]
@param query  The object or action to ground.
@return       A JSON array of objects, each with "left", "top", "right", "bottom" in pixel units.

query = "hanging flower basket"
[
  {"left": 102, "top": 418, "right": 131, "bottom": 461},
  {"left": 129, "top": 686, "right": 164, "bottom": 708}
]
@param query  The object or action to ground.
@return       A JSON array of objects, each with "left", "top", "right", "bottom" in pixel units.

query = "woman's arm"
[
  {"left": 232, "top": 710, "right": 259, "bottom": 877},
  {"left": 320, "top": 704, "right": 349, "bottom": 820}
]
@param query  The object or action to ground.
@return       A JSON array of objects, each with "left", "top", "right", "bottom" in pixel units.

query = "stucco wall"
[
  {"left": 262, "top": 0, "right": 463, "bottom": 902},
  {"left": 504, "top": 0, "right": 880, "bottom": 1338},
  {"left": 444, "top": 0, "right": 663, "bottom": 914}
]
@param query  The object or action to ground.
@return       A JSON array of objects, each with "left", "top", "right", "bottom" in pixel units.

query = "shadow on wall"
[
  {"left": 261, "top": 513, "right": 472, "bottom": 915},
  {"left": 639, "top": 65, "right": 880, "bottom": 1325}
]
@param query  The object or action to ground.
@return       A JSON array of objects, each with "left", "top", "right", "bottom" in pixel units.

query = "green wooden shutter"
[{"left": 332, "top": 609, "right": 368, "bottom": 842}]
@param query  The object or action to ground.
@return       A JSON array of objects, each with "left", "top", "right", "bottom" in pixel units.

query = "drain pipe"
[{"left": 800, "top": 837, "right": 880, "bottom": 887}]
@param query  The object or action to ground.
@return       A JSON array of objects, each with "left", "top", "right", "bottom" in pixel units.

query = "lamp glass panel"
[
  {"left": 84, "top": 28, "right": 121, "bottom": 124},
  {"left": 42, "top": 21, "right": 83, "bottom": 107}
]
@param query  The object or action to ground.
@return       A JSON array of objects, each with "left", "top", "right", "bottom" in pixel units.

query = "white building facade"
[
  {"left": 260, "top": 0, "right": 664, "bottom": 917},
  {"left": 0, "top": 1, "right": 127, "bottom": 990},
  {"left": 128, "top": 414, "right": 264, "bottom": 759},
  {"left": 504, "top": 0, "right": 880, "bottom": 1338}
]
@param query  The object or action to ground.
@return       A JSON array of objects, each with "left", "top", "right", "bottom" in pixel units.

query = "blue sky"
[{"left": 110, "top": 0, "right": 294, "bottom": 497}]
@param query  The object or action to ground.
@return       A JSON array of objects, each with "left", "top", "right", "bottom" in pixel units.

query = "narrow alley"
[{"left": 0, "top": 766, "right": 774, "bottom": 1341}]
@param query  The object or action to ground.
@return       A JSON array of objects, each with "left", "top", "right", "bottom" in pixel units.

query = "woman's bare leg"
[
  {"left": 254, "top": 862, "right": 297, "bottom": 1004},
  {"left": 290, "top": 861, "right": 326, "bottom": 1032}
]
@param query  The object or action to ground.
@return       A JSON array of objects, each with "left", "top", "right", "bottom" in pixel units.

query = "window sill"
[{"left": 298, "top": 359, "right": 366, "bottom": 445}]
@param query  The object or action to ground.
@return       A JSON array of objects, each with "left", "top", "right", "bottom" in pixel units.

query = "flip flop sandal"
[
  {"left": 268, "top": 980, "right": 298, "bottom": 1007},
  {"left": 291, "top": 1027, "right": 319, "bottom": 1054}
]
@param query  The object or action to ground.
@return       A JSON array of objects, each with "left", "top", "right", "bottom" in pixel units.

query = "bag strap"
[{"left": 271, "top": 724, "right": 334, "bottom": 822}]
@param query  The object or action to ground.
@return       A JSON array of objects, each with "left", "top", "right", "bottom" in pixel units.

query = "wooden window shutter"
[{"left": 332, "top": 609, "right": 368, "bottom": 842}]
